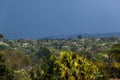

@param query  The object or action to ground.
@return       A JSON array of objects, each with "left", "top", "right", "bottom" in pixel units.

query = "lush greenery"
[
  {"left": 0, "top": 34, "right": 120, "bottom": 80},
  {"left": 0, "top": 53, "right": 14, "bottom": 80}
]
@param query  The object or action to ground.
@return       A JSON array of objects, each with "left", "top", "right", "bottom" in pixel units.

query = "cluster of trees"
[
  {"left": 0, "top": 49, "right": 101, "bottom": 80},
  {"left": 0, "top": 43, "right": 120, "bottom": 80},
  {"left": 0, "top": 34, "right": 120, "bottom": 80}
]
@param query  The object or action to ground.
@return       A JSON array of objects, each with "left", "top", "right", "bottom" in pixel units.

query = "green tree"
[
  {"left": 108, "top": 44, "right": 120, "bottom": 78},
  {"left": 0, "top": 49, "right": 33, "bottom": 70},
  {"left": 0, "top": 34, "right": 4, "bottom": 41},
  {"left": 0, "top": 53, "right": 14, "bottom": 80},
  {"left": 93, "top": 52, "right": 109, "bottom": 79},
  {"left": 31, "top": 51, "right": 102, "bottom": 80},
  {"left": 55, "top": 51, "right": 102, "bottom": 80},
  {"left": 29, "top": 52, "right": 56, "bottom": 80},
  {"left": 36, "top": 47, "right": 51, "bottom": 59},
  {"left": 109, "top": 44, "right": 120, "bottom": 62}
]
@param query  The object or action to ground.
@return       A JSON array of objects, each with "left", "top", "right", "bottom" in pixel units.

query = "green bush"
[
  {"left": 30, "top": 51, "right": 102, "bottom": 80},
  {"left": 55, "top": 51, "right": 102, "bottom": 80},
  {"left": 0, "top": 53, "right": 14, "bottom": 80}
]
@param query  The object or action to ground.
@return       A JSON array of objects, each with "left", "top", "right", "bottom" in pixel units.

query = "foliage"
[
  {"left": 0, "top": 49, "right": 33, "bottom": 70},
  {"left": 35, "top": 47, "right": 51, "bottom": 59},
  {"left": 0, "top": 34, "right": 4, "bottom": 39},
  {"left": 0, "top": 45, "right": 8, "bottom": 50},
  {"left": 14, "top": 69, "right": 31, "bottom": 80},
  {"left": 0, "top": 53, "right": 14, "bottom": 80},
  {"left": 29, "top": 49, "right": 57, "bottom": 80},
  {"left": 30, "top": 51, "right": 102, "bottom": 80},
  {"left": 0, "top": 37, "right": 120, "bottom": 79},
  {"left": 0, "top": 49, "right": 34, "bottom": 80},
  {"left": 108, "top": 44, "right": 120, "bottom": 78},
  {"left": 109, "top": 44, "right": 120, "bottom": 62},
  {"left": 55, "top": 51, "right": 102, "bottom": 80},
  {"left": 93, "top": 52, "right": 109, "bottom": 79}
]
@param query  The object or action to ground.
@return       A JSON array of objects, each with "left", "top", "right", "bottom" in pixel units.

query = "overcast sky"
[{"left": 0, "top": 0, "right": 120, "bottom": 39}]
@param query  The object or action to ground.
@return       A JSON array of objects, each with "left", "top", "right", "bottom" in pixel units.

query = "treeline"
[
  {"left": 0, "top": 34, "right": 120, "bottom": 80},
  {"left": 0, "top": 44, "right": 120, "bottom": 80}
]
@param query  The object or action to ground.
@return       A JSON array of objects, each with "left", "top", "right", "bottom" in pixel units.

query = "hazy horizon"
[{"left": 0, "top": 0, "right": 120, "bottom": 39}]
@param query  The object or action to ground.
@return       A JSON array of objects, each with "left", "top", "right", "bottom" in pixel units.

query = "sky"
[{"left": 0, "top": 0, "right": 120, "bottom": 39}]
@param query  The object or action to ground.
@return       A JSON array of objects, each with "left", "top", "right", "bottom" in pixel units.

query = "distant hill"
[
  {"left": 44, "top": 32, "right": 120, "bottom": 39},
  {"left": 79, "top": 32, "right": 120, "bottom": 38}
]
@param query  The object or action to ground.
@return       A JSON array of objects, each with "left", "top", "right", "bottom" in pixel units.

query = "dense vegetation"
[{"left": 0, "top": 34, "right": 120, "bottom": 80}]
